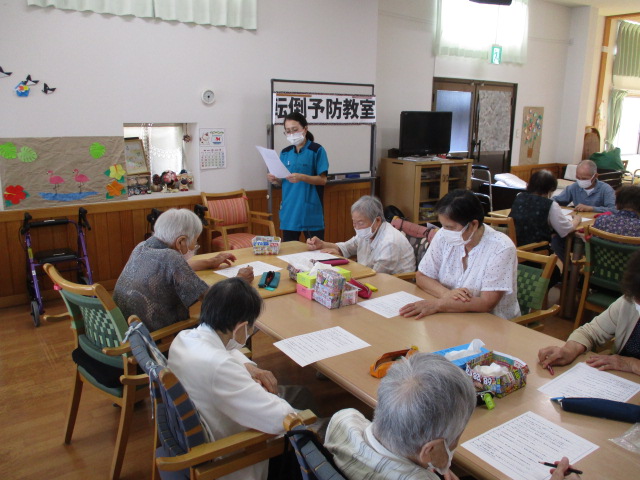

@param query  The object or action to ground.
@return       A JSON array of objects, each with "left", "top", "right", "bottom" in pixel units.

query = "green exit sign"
[{"left": 491, "top": 45, "right": 502, "bottom": 64}]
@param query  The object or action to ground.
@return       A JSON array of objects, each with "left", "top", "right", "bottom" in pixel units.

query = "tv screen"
[{"left": 399, "top": 111, "right": 452, "bottom": 157}]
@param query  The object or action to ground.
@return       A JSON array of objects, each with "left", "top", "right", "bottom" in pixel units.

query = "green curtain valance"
[{"left": 27, "top": 0, "right": 257, "bottom": 30}]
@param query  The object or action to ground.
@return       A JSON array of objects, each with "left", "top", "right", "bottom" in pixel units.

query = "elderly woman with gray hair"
[
  {"left": 326, "top": 353, "right": 579, "bottom": 480},
  {"left": 113, "top": 208, "right": 253, "bottom": 331},
  {"left": 307, "top": 195, "right": 415, "bottom": 275}
]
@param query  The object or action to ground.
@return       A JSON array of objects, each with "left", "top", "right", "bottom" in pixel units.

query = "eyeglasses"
[
  {"left": 283, "top": 126, "right": 303, "bottom": 135},
  {"left": 193, "top": 244, "right": 200, "bottom": 253}
]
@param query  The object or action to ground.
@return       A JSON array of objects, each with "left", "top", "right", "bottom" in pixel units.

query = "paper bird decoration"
[
  {"left": 0, "top": 66, "right": 12, "bottom": 77},
  {"left": 42, "top": 83, "right": 56, "bottom": 94},
  {"left": 23, "top": 74, "right": 39, "bottom": 85}
]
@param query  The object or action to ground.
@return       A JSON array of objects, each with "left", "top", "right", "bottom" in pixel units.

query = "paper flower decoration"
[
  {"left": 17, "top": 146, "right": 37, "bottom": 163},
  {"left": 4, "top": 185, "right": 29, "bottom": 206},
  {"left": 105, "top": 164, "right": 126, "bottom": 181},
  {"left": 90, "top": 142, "right": 106, "bottom": 159},
  {"left": 15, "top": 83, "right": 30, "bottom": 97},
  {"left": 0, "top": 142, "right": 17, "bottom": 159},
  {"left": 106, "top": 179, "right": 126, "bottom": 198}
]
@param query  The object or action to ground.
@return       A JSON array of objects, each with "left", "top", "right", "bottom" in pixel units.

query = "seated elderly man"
[
  {"left": 326, "top": 353, "right": 578, "bottom": 480},
  {"left": 307, "top": 195, "right": 415, "bottom": 275},
  {"left": 552, "top": 159, "right": 616, "bottom": 213},
  {"left": 113, "top": 208, "right": 253, "bottom": 331}
]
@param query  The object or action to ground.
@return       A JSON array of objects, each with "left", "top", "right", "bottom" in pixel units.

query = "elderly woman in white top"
[
  {"left": 400, "top": 189, "right": 520, "bottom": 320},
  {"left": 307, "top": 195, "right": 415, "bottom": 275}
]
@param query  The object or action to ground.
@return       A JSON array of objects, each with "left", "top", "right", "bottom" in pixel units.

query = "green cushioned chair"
[
  {"left": 574, "top": 226, "right": 640, "bottom": 330},
  {"left": 513, "top": 250, "right": 560, "bottom": 330},
  {"left": 44, "top": 264, "right": 198, "bottom": 480}
]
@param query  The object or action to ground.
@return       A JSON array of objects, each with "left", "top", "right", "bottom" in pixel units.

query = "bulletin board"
[
  {"left": 270, "top": 79, "right": 376, "bottom": 176},
  {"left": 1, "top": 136, "right": 127, "bottom": 209}
]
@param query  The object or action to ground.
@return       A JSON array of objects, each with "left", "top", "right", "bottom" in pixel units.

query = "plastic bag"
[{"left": 610, "top": 422, "right": 640, "bottom": 453}]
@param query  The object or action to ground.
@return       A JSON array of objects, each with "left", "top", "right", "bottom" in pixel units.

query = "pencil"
[
  {"left": 539, "top": 461, "right": 582, "bottom": 475},
  {"left": 547, "top": 364, "right": 554, "bottom": 375}
]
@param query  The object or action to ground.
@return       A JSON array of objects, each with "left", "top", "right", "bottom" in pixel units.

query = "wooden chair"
[
  {"left": 513, "top": 250, "right": 560, "bottom": 330},
  {"left": 43, "top": 264, "right": 198, "bottom": 480},
  {"left": 201, "top": 190, "right": 276, "bottom": 252},
  {"left": 484, "top": 216, "right": 549, "bottom": 253},
  {"left": 573, "top": 226, "right": 640, "bottom": 330},
  {"left": 123, "top": 317, "right": 316, "bottom": 480},
  {"left": 390, "top": 216, "right": 438, "bottom": 281}
]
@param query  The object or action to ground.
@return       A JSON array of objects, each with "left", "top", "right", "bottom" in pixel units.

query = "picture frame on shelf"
[{"left": 124, "top": 137, "right": 150, "bottom": 175}]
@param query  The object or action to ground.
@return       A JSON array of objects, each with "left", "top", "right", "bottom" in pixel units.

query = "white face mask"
[
  {"left": 225, "top": 324, "right": 249, "bottom": 351},
  {"left": 428, "top": 440, "right": 454, "bottom": 476},
  {"left": 576, "top": 174, "right": 595, "bottom": 190},
  {"left": 355, "top": 226, "right": 373, "bottom": 239},
  {"left": 286, "top": 132, "right": 305, "bottom": 146},
  {"left": 181, "top": 243, "right": 198, "bottom": 261},
  {"left": 439, "top": 223, "right": 472, "bottom": 247}
]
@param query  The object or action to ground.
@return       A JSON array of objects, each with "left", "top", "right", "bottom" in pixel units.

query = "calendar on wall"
[{"left": 199, "top": 128, "right": 227, "bottom": 169}]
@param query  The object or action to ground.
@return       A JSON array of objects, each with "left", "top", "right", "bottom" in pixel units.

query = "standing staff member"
[{"left": 267, "top": 112, "right": 329, "bottom": 242}]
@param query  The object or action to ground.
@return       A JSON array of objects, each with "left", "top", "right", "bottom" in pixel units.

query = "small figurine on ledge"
[{"left": 178, "top": 169, "right": 194, "bottom": 192}]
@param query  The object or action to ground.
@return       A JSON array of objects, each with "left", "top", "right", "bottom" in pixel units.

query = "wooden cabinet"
[{"left": 379, "top": 157, "right": 472, "bottom": 223}]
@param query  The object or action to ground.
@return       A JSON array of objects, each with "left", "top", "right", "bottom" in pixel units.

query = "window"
[
  {"left": 615, "top": 96, "right": 640, "bottom": 155},
  {"left": 435, "top": 0, "right": 529, "bottom": 65},
  {"left": 123, "top": 124, "right": 186, "bottom": 176}
]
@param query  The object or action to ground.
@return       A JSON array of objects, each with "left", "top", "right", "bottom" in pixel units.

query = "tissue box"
[
  {"left": 296, "top": 284, "right": 314, "bottom": 300},
  {"left": 333, "top": 266, "right": 351, "bottom": 281},
  {"left": 313, "top": 270, "right": 346, "bottom": 309},
  {"left": 465, "top": 351, "right": 529, "bottom": 398},
  {"left": 287, "top": 263, "right": 303, "bottom": 281},
  {"left": 432, "top": 343, "right": 490, "bottom": 368},
  {"left": 252, "top": 236, "right": 281, "bottom": 255},
  {"left": 297, "top": 271, "right": 317, "bottom": 288},
  {"left": 340, "top": 283, "right": 359, "bottom": 306}
]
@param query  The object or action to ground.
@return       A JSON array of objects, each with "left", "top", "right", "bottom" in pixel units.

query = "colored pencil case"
[
  {"left": 258, "top": 271, "right": 280, "bottom": 290},
  {"left": 314, "top": 258, "right": 350, "bottom": 266},
  {"left": 369, "top": 346, "right": 419, "bottom": 378},
  {"left": 348, "top": 279, "right": 372, "bottom": 299}
]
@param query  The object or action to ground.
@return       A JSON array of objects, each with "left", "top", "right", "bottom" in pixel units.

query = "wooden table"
[
  {"left": 194, "top": 241, "right": 376, "bottom": 298},
  {"left": 258, "top": 273, "right": 640, "bottom": 480}
]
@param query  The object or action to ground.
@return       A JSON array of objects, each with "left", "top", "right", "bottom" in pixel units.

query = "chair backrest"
[
  {"left": 484, "top": 216, "right": 516, "bottom": 245},
  {"left": 44, "top": 263, "right": 128, "bottom": 359},
  {"left": 584, "top": 226, "right": 640, "bottom": 293},
  {"left": 390, "top": 216, "right": 435, "bottom": 267},
  {"left": 285, "top": 426, "right": 346, "bottom": 480},
  {"left": 124, "top": 319, "right": 207, "bottom": 456},
  {"left": 515, "top": 250, "right": 558, "bottom": 313},
  {"left": 201, "top": 190, "right": 249, "bottom": 226},
  {"left": 597, "top": 169, "right": 623, "bottom": 189}
]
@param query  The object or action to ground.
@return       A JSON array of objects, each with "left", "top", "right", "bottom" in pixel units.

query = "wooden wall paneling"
[
  {"left": 131, "top": 208, "right": 148, "bottom": 247},
  {"left": 118, "top": 210, "right": 135, "bottom": 273},
  {"left": 9, "top": 220, "right": 26, "bottom": 298},
  {"left": 91, "top": 212, "right": 111, "bottom": 285},
  {"left": 0, "top": 222, "right": 15, "bottom": 297}
]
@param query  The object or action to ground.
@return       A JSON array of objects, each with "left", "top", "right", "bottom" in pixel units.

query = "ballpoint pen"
[
  {"left": 539, "top": 461, "right": 583, "bottom": 475},
  {"left": 547, "top": 364, "right": 554, "bottom": 375}
]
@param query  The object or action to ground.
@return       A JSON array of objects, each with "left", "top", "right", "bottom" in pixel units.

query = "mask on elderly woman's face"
[{"left": 427, "top": 439, "right": 455, "bottom": 476}]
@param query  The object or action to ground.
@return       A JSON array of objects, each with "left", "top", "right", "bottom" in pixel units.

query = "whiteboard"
[{"left": 271, "top": 80, "right": 374, "bottom": 175}]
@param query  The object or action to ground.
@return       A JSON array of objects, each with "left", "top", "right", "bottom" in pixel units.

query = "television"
[{"left": 399, "top": 111, "right": 452, "bottom": 157}]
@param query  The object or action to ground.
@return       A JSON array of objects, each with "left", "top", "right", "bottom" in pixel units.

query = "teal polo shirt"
[{"left": 279, "top": 140, "right": 329, "bottom": 231}]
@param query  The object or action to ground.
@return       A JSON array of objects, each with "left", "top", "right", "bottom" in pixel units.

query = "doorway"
[{"left": 433, "top": 78, "right": 517, "bottom": 175}]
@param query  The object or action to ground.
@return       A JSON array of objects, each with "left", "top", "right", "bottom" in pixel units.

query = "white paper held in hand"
[{"left": 256, "top": 146, "right": 291, "bottom": 178}]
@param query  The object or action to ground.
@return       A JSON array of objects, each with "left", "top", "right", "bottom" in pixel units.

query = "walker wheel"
[{"left": 31, "top": 300, "right": 40, "bottom": 327}]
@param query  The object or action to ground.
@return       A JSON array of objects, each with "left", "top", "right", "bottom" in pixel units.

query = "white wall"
[
  {"left": 0, "top": 0, "right": 378, "bottom": 194},
  {"left": 376, "top": 0, "right": 599, "bottom": 169}
]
